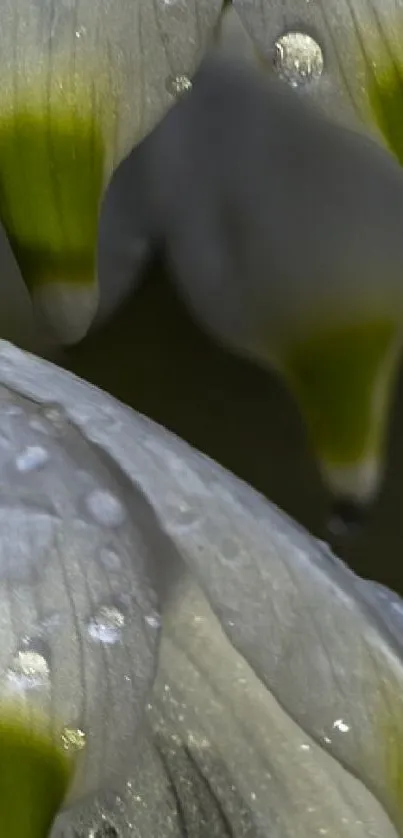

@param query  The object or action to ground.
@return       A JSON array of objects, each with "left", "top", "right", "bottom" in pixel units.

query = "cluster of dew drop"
[{"left": 164, "top": 27, "right": 324, "bottom": 102}]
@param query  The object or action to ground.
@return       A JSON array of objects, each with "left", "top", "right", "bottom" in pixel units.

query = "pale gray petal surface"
[{"left": 0, "top": 342, "right": 403, "bottom": 835}]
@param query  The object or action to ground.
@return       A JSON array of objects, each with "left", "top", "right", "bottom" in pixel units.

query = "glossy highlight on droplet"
[{"left": 166, "top": 73, "right": 193, "bottom": 98}]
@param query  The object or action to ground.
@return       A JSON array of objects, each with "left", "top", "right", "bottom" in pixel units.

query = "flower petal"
[
  {"left": 0, "top": 0, "right": 223, "bottom": 345},
  {"left": 2, "top": 341, "right": 403, "bottom": 831}
]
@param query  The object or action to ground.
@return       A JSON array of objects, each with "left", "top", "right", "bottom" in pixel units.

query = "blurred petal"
[
  {"left": 95, "top": 139, "right": 155, "bottom": 329},
  {"left": 2, "top": 342, "right": 403, "bottom": 832},
  {"left": 129, "top": 53, "right": 403, "bottom": 502},
  {"left": 0, "top": 0, "right": 222, "bottom": 345}
]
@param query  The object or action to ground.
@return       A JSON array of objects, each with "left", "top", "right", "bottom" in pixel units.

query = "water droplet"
[
  {"left": 144, "top": 611, "right": 161, "bottom": 631},
  {"left": 165, "top": 498, "right": 200, "bottom": 532},
  {"left": 15, "top": 445, "right": 49, "bottom": 473},
  {"left": 6, "top": 647, "right": 50, "bottom": 690},
  {"left": 87, "top": 604, "right": 126, "bottom": 644},
  {"left": 220, "top": 537, "right": 240, "bottom": 562},
  {"left": 41, "top": 404, "right": 67, "bottom": 430},
  {"left": 273, "top": 31, "right": 324, "bottom": 87},
  {"left": 166, "top": 73, "right": 192, "bottom": 98},
  {"left": 99, "top": 548, "right": 122, "bottom": 573},
  {"left": 85, "top": 490, "right": 126, "bottom": 528},
  {"left": 61, "top": 726, "right": 87, "bottom": 753},
  {"left": 332, "top": 718, "right": 350, "bottom": 733}
]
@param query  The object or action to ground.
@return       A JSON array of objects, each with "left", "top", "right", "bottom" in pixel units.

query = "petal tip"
[{"left": 32, "top": 281, "right": 99, "bottom": 346}]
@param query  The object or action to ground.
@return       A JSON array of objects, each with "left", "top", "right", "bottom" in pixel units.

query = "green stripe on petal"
[
  {"left": 0, "top": 712, "right": 73, "bottom": 838},
  {"left": 0, "top": 103, "right": 104, "bottom": 343},
  {"left": 367, "top": 59, "right": 403, "bottom": 166},
  {"left": 283, "top": 320, "right": 399, "bottom": 470}
]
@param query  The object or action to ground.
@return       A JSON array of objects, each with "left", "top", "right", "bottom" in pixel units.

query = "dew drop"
[
  {"left": 166, "top": 73, "right": 192, "bottom": 98},
  {"left": 6, "top": 647, "right": 50, "bottom": 690},
  {"left": 87, "top": 604, "right": 126, "bottom": 645},
  {"left": 273, "top": 31, "right": 324, "bottom": 87},
  {"left": 16, "top": 445, "right": 49, "bottom": 473},
  {"left": 41, "top": 403, "right": 68, "bottom": 431},
  {"left": 165, "top": 498, "right": 200, "bottom": 532},
  {"left": 85, "top": 490, "right": 126, "bottom": 528},
  {"left": 144, "top": 611, "right": 161, "bottom": 631},
  {"left": 61, "top": 726, "right": 87, "bottom": 753},
  {"left": 99, "top": 548, "right": 122, "bottom": 573},
  {"left": 332, "top": 718, "right": 350, "bottom": 733}
]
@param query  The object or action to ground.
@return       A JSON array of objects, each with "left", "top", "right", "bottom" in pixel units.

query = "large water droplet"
[
  {"left": 273, "top": 32, "right": 324, "bottom": 87},
  {"left": 87, "top": 604, "right": 126, "bottom": 645},
  {"left": 85, "top": 490, "right": 126, "bottom": 528},
  {"left": 15, "top": 445, "right": 49, "bottom": 473},
  {"left": 166, "top": 73, "right": 192, "bottom": 98},
  {"left": 6, "top": 646, "right": 50, "bottom": 691}
]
